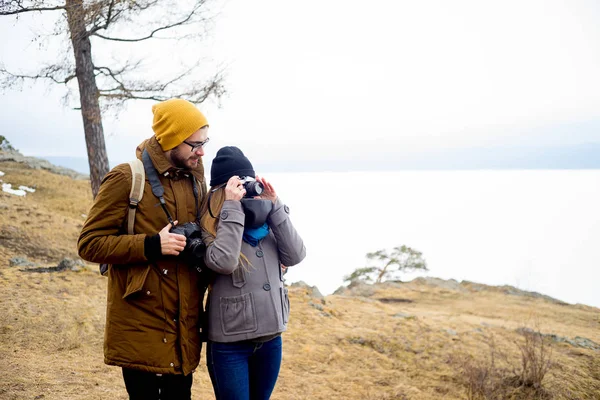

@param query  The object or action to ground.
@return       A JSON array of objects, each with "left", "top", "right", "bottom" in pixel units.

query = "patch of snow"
[
  {"left": 18, "top": 185, "right": 36, "bottom": 193},
  {"left": 0, "top": 171, "right": 4, "bottom": 176},
  {"left": 2, "top": 183, "right": 27, "bottom": 197}
]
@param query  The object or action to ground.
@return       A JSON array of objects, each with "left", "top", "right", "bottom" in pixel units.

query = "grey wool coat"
[{"left": 203, "top": 198, "right": 306, "bottom": 342}]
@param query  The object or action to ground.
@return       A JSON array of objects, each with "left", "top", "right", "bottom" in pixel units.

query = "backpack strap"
[{"left": 127, "top": 158, "right": 146, "bottom": 235}]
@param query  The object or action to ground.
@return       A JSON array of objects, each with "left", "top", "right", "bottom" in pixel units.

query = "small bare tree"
[
  {"left": 0, "top": 0, "right": 225, "bottom": 197},
  {"left": 344, "top": 245, "right": 428, "bottom": 284}
]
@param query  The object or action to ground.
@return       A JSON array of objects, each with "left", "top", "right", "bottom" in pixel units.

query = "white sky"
[{"left": 1, "top": 0, "right": 600, "bottom": 168}]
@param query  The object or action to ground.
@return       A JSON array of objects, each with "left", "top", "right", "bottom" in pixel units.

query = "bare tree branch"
[
  {"left": 0, "top": 1, "right": 66, "bottom": 15},
  {"left": 0, "top": 64, "right": 76, "bottom": 85},
  {"left": 98, "top": 69, "right": 226, "bottom": 105},
  {"left": 91, "top": 2, "right": 203, "bottom": 42},
  {"left": 87, "top": 0, "right": 116, "bottom": 35}
]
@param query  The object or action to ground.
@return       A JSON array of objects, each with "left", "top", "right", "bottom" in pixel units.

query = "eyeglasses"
[{"left": 183, "top": 138, "right": 210, "bottom": 152}]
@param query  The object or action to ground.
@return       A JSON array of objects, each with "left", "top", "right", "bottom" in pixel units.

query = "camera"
[
  {"left": 170, "top": 221, "right": 206, "bottom": 264},
  {"left": 240, "top": 176, "right": 264, "bottom": 197}
]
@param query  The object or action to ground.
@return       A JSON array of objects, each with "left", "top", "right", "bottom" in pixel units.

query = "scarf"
[{"left": 243, "top": 223, "right": 270, "bottom": 247}]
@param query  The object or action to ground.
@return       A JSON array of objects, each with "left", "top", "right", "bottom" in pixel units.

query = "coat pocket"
[
  {"left": 280, "top": 287, "right": 290, "bottom": 325},
  {"left": 220, "top": 292, "right": 258, "bottom": 335},
  {"left": 122, "top": 265, "right": 151, "bottom": 299}
]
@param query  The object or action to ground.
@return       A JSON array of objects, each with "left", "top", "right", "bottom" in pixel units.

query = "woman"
[{"left": 200, "top": 146, "right": 306, "bottom": 400}]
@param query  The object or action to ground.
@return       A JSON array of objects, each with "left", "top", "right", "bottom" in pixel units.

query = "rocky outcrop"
[
  {"left": 333, "top": 277, "right": 568, "bottom": 306},
  {"left": 516, "top": 327, "right": 600, "bottom": 351},
  {"left": 0, "top": 146, "right": 88, "bottom": 181},
  {"left": 12, "top": 256, "right": 86, "bottom": 273},
  {"left": 290, "top": 280, "right": 324, "bottom": 299}
]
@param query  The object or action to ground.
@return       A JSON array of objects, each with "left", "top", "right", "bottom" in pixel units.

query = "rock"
[
  {"left": 56, "top": 258, "right": 86, "bottom": 272},
  {"left": 380, "top": 280, "right": 403, "bottom": 289},
  {"left": 568, "top": 337, "right": 600, "bottom": 351},
  {"left": 462, "top": 281, "right": 567, "bottom": 305},
  {"left": 445, "top": 329, "right": 458, "bottom": 336},
  {"left": 290, "top": 281, "right": 324, "bottom": 300},
  {"left": 349, "top": 337, "right": 366, "bottom": 345},
  {"left": 333, "top": 285, "right": 347, "bottom": 295},
  {"left": 309, "top": 302, "right": 324, "bottom": 311},
  {"left": 516, "top": 327, "right": 535, "bottom": 335},
  {"left": 335, "top": 281, "right": 376, "bottom": 297},
  {"left": 9, "top": 257, "right": 37, "bottom": 268},
  {"left": 515, "top": 327, "right": 600, "bottom": 351},
  {"left": 19, "top": 258, "right": 86, "bottom": 273},
  {"left": 393, "top": 312, "right": 414, "bottom": 319},
  {"left": 411, "top": 277, "right": 467, "bottom": 292}
]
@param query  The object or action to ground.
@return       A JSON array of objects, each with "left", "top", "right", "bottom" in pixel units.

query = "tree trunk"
[
  {"left": 65, "top": 0, "right": 109, "bottom": 198},
  {"left": 376, "top": 261, "right": 392, "bottom": 283}
]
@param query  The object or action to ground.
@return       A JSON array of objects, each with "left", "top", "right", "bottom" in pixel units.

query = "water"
[{"left": 263, "top": 170, "right": 600, "bottom": 308}]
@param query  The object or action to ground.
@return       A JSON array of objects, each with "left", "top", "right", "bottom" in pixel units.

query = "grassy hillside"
[{"left": 1, "top": 160, "right": 599, "bottom": 400}]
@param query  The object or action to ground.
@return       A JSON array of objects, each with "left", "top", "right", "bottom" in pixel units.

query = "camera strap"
[
  {"left": 142, "top": 149, "right": 201, "bottom": 227},
  {"left": 207, "top": 183, "right": 227, "bottom": 219}
]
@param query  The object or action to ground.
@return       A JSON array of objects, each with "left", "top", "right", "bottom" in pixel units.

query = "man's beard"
[{"left": 170, "top": 147, "right": 198, "bottom": 170}]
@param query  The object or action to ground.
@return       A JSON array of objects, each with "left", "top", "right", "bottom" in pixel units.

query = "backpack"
[{"left": 99, "top": 159, "right": 146, "bottom": 276}]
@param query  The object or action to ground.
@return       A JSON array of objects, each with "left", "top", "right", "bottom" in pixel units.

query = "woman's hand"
[
  {"left": 256, "top": 175, "right": 277, "bottom": 203},
  {"left": 224, "top": 176, "right": 245, "bottom": 201}
]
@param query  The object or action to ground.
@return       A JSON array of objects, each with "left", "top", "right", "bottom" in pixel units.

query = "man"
[{"left": 78, "top": 98, "right": 210, "bottom": 399}]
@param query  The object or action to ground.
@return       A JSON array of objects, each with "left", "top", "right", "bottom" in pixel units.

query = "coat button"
[
  {"left": 284, "top": 205, "right": 290, "bottom": 214},
  {"left": 146, "top": 291, "right": 151, "bottom": 295},
  {"left": 263, "top": 283, "right": 271, "bottom": 291},
  {"left": 220, "top": 210, "right": 229, "bottom": 220},
  {"left": 256, "top": 250, "right": 264, "bottom": 257},
  {"left": 163, "top": 338, "right": 167, "bottom": 343},
  {"left": 170, "top": 363, "right": 174, "bottom": 367}
]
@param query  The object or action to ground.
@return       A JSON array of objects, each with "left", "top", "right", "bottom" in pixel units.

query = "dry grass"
[
  {"left": 0, "top": 161, "right": 91, "bottom": 265},
  {"left": 1, "top": 161, "right": 600, "bottom": 399}
]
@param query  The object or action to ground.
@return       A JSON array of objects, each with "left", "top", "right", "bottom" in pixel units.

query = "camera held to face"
[
  {"left": 169, "top": 221, "right": 205, "bottom": 265},
  {"left": 240, "top": 176, "right": 264, "bottom": 198}
]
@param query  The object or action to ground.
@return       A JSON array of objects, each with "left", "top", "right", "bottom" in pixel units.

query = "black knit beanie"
[{"left": 210, "top": 146, "right": 255, "bottom": 187}]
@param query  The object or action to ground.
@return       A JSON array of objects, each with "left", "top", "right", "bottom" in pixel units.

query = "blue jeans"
[{"left": 207, "top": 336, "right": 282, "bottom": 400}]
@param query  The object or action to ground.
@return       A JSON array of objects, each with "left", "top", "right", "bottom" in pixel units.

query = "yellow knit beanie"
[{"left": 152, "top": 98, "right": 209, "bottom": 151}]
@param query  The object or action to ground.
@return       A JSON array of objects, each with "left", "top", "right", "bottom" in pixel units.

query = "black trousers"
[{"left": 122, "top": 368, "right": 193, "bottom": 400}]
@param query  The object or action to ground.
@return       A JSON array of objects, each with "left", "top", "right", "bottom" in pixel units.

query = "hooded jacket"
[{"left": 78, "top": 137, "right": 207, "bottom": 375}]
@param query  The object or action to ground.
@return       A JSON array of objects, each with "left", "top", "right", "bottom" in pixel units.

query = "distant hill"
[
  {"left": 29, "top": 143, "right": 600, "bottom": 174},
  {"left": 40, "top": 156, "right": 92, "bottom": 175},
  {"left": 1, "top": 155, "right": 599, "bottom": 399},
  {"left": 261, "top": 143, "right": 600, "bottom": 172}
]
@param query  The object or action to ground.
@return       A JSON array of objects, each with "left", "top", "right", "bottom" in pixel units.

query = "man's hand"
[{"left": 159, "top": 221, "right": 187, "bottom": 256}]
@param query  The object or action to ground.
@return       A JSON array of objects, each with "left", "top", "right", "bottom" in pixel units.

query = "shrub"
[
  {"left": 344, "top": 245, "right": 428, "bottom": 284},
  {"left": 456, "top": 329, "right": 553, "bottom": 400}
]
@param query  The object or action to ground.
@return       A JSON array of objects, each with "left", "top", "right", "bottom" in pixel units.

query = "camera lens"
[
  {"left": 188, "top": 239, "right": 206, "bottom": 259},
  {"left": 243, "top": 181, "right": 264, "bottom": 197}
]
